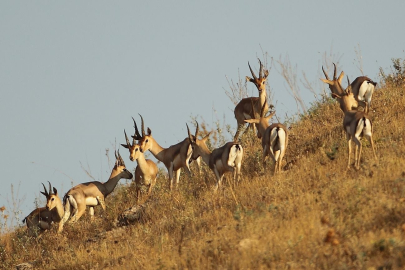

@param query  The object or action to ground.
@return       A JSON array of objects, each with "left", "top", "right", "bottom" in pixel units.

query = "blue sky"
[{"left": 1, "top": 1, "right": 404, "bottom": 228}]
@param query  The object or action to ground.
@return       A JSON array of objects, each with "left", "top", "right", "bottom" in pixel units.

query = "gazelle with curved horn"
[
  {"left": 62, "top": 150, "right": 133, "bottom": 223},
  {"left": 136, "top": 114, "right": 193, "bottom": 190},
  {"left": 321, "top": 63, "right": 377, "bottom": 110},
  {"left": 332, "top": 77, "right": 377, "bottom": 170},
  {"left": 187, "top": 122, "right": 243, "bottom": 192},
  {"left": 321, "top": 63, "right": 346, "bottom": 98},
  {"left": 234, "top": 58, "right": 269, "bottom": 135},
  {"left": 23, "top": 182, "right": 64, "bottom": 235},
  {"left": 244, "top": 101, "right": 288, "bottom": 173},
  {"left": 121, "top": 119, "right": 158, "bottom": 203}
]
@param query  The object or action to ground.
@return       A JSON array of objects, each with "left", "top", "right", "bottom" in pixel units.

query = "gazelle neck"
[
  {"left": 258, "top": 121, "right": 270, "bottom": 138},
  {"left": 147, "top": 136, "right": 166, "bottom": 161},
  {"left": 198, "top": 144, "right": 212, "bottom": 166},
  {"left": 135, "top": 153, "right": 148, "bottom": 169},
  {"left": 338, "top": 96, "right": 357, "bottom": 113},
  {"left": 104, "top": 170, "right": 124, "bottom": 196},
  {"left": 52, "top": 199, "right": 64, "bottom": 222},
  {"left": 258, "top": 88, "right": 267, "bottom": 105},
  {"left": 257, "top": 90, "right": 268, "bottom": 118}
]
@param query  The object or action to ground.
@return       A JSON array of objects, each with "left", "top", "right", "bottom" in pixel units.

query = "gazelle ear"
[
  {"left": 263, "top": 69, "right": 269, "bottom": 78},
  {"left": 53, "top": 187, "right": 58, "bottom": 195},
  {"left": 345, "top": 85, "right": 352, "bottom": 95},
  {"left": 320, "top": 78, "right": 333, "bottom": 85},
  {"left": 337, "top": 71, "right": 344, "bottom": 83},
  {"left": 202, "top": 131, "right": 212, "bottom": 142},
  {"left": 246, "top": 76, "right": 254, "bottom": 82},
  {"left": 40, "top": 191, "right": 47, "bottom": 197},
  {"left": 121, "top": 144, "right": 129, "bottom": 149},
  {"left": 147, "top": 128, "right": 152, "bottom": 136},
  {"left": 332, "top": 93, "right": 341, "bottom": 99},
  {"left": 244, "top": 119, "right": 259, "bottom": 124},
  {"left": 265, "top": 111, "right": 276, "bottom": 121}
]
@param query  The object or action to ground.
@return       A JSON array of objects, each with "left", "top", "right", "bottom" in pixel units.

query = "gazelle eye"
[
  {"left": 146, "top": 139, "right": 149, "bottom": 143},
  {"left": 123, "top": 168, "right": 127, "bottom": 171},
  {"left": 51, "top": 198, "right": 54, "bottom": 201},
  {"left": 135, "top": 148, "right": 138, "bottom": 152}
]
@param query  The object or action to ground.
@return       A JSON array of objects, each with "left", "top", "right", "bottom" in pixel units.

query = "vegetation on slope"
[{"left": 1, "top": 58, "right": 405, "bottom": 269}]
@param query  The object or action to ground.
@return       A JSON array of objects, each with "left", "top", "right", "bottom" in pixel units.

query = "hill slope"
[{"left": 1, "top": 79, "right": 405, "bottom": 269}]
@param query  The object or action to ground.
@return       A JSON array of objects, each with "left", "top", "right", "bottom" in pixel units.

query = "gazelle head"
[
  {"left": 40, "top": 182, "right": 60, "bottom": 211},
  {"left": 122, "top": 132, "right": 143, "bottom": 162},
  {"left": 110, "top": 150, "right": 133, "bottom": 179},
  {"left": 244, "top": 100, "right": 276, "bottom": 139},
  {"left": 187, "top": 122, "right": 211, "bottom": 160},
  {"left": 321, "top": 63, "right": 345, "bottom": 97},
  {"left": 246, "top": 58, "right": 269, "bottom": 93},
  {"left": 121, "top": 117, "right": 144, "bottom": 161},
  {"left": 331, "top": 76, "right": 359, "bottom": 112},
  {"left": 135, "top": 114, "right": 153, "bottom": 153}
]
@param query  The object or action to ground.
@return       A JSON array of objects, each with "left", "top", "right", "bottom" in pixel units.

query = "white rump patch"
[
  {"left": 358, "top": 81, "right": 375, "bottom": 103},
  {"left": 228, "top": 144, "right": 243, "bottom": 167}
]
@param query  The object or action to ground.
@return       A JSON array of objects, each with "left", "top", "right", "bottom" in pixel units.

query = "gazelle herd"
[{"left": 23, "top": 59, "right": 378, "bottom": 235}]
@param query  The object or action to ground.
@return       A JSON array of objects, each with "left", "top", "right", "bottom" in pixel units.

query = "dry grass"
[{"left": 2, "top": 83, "right": 405, "bottom": 269}]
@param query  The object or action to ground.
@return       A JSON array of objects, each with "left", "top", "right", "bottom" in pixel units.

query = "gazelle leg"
[
  {"left": 234, "top": 161, "right": 242, "bottom": 184},
  {"left": 262, "top": 148, "right": 268, "bottom": 169},
  {"left": 278, "top": 148, "right": 285, "bottom": 173},
  {"left": 96, "top": 196, "right": 106, "bottom": 211},
  {"left": 71, "top": 205, "right": 86, "bottom": 223},
  {"left": 136, "top": 186, "right": 141, "bottom": 204},
  {"left": 168, "top": 163, "right": 174, "bottom": 190},
  {"left": 367, "top": 135, "right": 378, "bottom": 161},
  {"left": 347, "top": 137, "right": 352, "bottom": 169},
  {"left": 273, "top": 150, "right": 281, "bottom": 174},
  {"left": 353, "top": 136, "right": 362, "bottom": 170},
  {"left": 213, "top": 166, "right": 223, "bottom": 192},
  {"left": 89, "top": 207, "right": 95, "bottom": 220},
  {"left": 175, "top": 168, "right": 181, "bottom": 186},
  {"left": 57, "top": 221, "right": 64, "bottom": 233}
]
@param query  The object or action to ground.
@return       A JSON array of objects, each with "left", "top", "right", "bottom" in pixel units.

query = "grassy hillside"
[{"left": 1, "top": 65, "right": 405, "bottom": 269}]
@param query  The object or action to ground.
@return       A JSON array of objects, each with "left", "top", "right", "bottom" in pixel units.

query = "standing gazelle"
[
  {"left": 23, "top": 182, "right": 64, "bottom": 235},
  {"left": 333, "top": 77, "right": 377, "bottom": 170},
  {"left": 234, "top": 59, "right": 269, "bottom": 136},
  {"left": 62, "top": 151, "right": 133, "bottom": 223},
  {"left": 321, "top": 63, "right": 377, "bottom": 110},
  {"left": 121, "top": 120, "right": 158, "bottom": 203},
  {"left": 244, "top": 101, "right": 288, "bottom": 173},
  {"left": 136, "top": 114, "right": 193, "bottom": 190},
  {"left": 187, "top": 122, "right": 243, "bottom": 192}
]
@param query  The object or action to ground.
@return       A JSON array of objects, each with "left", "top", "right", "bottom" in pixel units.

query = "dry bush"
[{"left": 2, "top": 63, "right": 405, "bottom": 269}]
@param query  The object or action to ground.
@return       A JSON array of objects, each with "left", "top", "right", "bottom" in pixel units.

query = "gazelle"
[
  {"left": 62, "top": 150, "right": 133, "bottom": 223},
  {"left": 135, "top": 114, "right": 194, "bottom": 190},
  {"left": 321, "top": 63, "right": 377, "bottom": 110},
  {"left": 349, "top": 75, "right": 377, "bottom": 110},
  {"left": 187, "top": 122, "right": 243, "bottom": 192},
  {"left": 332, "top": 77, "right": 377, "bottom": 170},
  {"left": 321, "top": 63, "right": 345, "bottom": 98},
  {"left": 234, "top": 59, "right": 269, "bottom": 136},
  {"left": 121, "top": 122, "right": 158, "bottom": 203},
  {"left": 244, "top": 101, "right": 288, "bottom": 173},
  {"left": 23, "top": 182, "right": 64, "bottom": 235}
]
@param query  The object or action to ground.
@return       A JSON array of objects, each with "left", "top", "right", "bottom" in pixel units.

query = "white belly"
[{"left": 85, "top": 197, "right": 99, "bottom": 206}]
